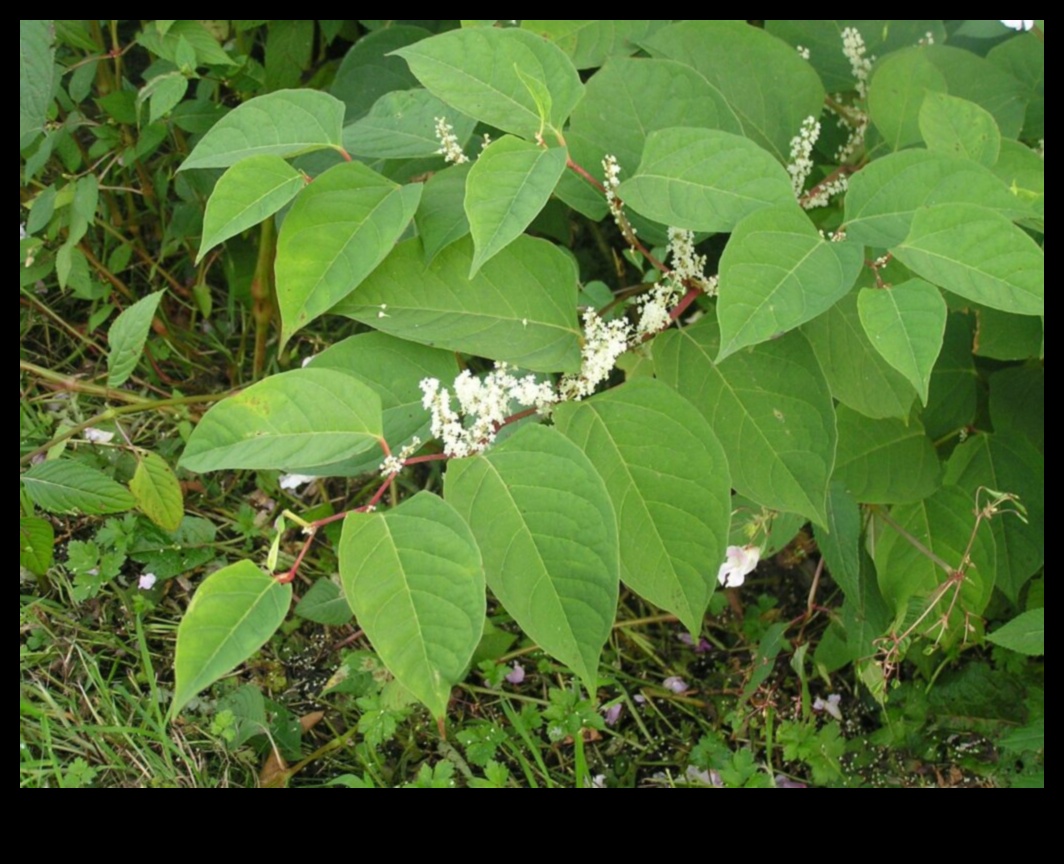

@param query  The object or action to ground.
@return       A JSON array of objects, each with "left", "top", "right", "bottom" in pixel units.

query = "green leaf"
[
  {"left": 973, "top": 306, "right": 1042, "bottom": 361},
  {"left": 922, "top": 313, "right": 977, "bottom": 441},
  {"left": 22, "top": 461, "right": 135, "bottom": 515},
  {"left": 867, "top": 48, "right": 948, "bottom": 151},
  {"left": 987, "top": 33, "right": 1044, "bottom": 139},
  {"left": 274, "top": 161, "right": 421, "bottom": 344},
  {"left": 179, "top": 90, "right": 346, "bottom": 171},
  {"left": 20, "top": 20, "right": 55, "bottom": 148},
  {"left": 335, "top": 236, "right": 582, "bottom": 373},
  {"left": 618, "top": 127, "right": 793, "bottom": 233},
  {"left": 874, "top": 485, "right": 996, "bottom": 632},
  {"left": 197, "top": 156, "right": 304, "bottom": 263},
  {"left": 987, "top": 608, "right": 1044, "bottom": 656},
  {"left": 393, "top": 27, "right": 583, "bottom": 138},
  {"left": 640, "top": 20, "right": 825, "bottom": 163},
  {"left": 20, "top": 516, "right": 55, "bottom": 576},
  {"left": 128, "top": 516, "right": 218, "bottom": 579},
  {"left": 304, "top": 331, "right": 459, "bottom": 477},
  {"left": 554, "top": 379, "right": 731, "bottom": 634},
  {"left": 989, "top": 365, "right": 1042, "bottom": 453},
  {"left": 990, "top": 141, "right": 1043, "bottom": 230},
  {"left": 803, "top": 291, "right": 915, "bottom": 420},
  {"left": 136, "top": 20, "right": 236, "bottom": 70},
  {"left": 944, "top": 434, "right": 1044, "bottom": 602},
  {"left": 844, "top": 149, "right": 1030, "bottom": 247},
  {"left": 107, "top": 291, "right": 164, "bottom": 387},
  {"left": 330, "top": 26, "right": 429, "bottom": 121},
  {"left": 814, "top": 482, "right": 862, "bottom": 602},
  {"left": 919, "top": 92, "right": 1001, "bottom": 167},
  {"left": 465, "top": 137, "right": 568, "bottom": 276},
  {"left": 923, "top": 45, "right": 1027, "bottom": 139},
  {"left": 717, "top": 204, "right": 864, "bottom": 360},
  {"left": 137, "top": 72, "right": 189, "bottom": 126},
  {"left": 655, "top": 319, "right": 836, "bottom": 526},
  {"left": 129, "top": 451, "right": 184, "bottom": 532},
  {"left": 179, "top": 369, "right": 383, "bottom": 473},
  {"left": 444, "top": 425, "right": 618, "bottom": 694},
  {"left": 265, "top": 19, "right": 313, "bottom": 91},
  {"left": 343, "top": 89, "right": 476, "bottom": 160},
  {"left": 556, "top": 57, "right": 742, "bottom": 220},
  {"left": 171, "top": 561, "right": 292, "bottom": 718},
  {"left": 294, "top": 579, "right": 353, "bottom": 626},
  {"left": 339, "top": 492, "right": 485, "bottom": 719},
  {"left": 414, "top": 164, "right": 471, "bottom": 262},
  {"left": 833, "top": 406, "right": 941, "bottom": 504},
  {"left": 857, "top": 279, "right": 947, "bottom": 404},
  {"left": 892, "top": 203, "right": 1043, "bottom": 317},
  {"left": 522, "top": 20, "right": 666, "bottom": 69}
]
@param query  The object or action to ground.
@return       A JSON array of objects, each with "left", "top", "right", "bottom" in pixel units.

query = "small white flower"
[
  {"left": 717, "top": 544, "right": 760, "bottom": 588},
  {"left": 813, "top": 693, "right": 843, "bottom": 721},
  {"left": 279, "top": 473, "right": 315, "bottom": 491},
  {"left": 1001, "top": 20, "right": 1034, "bottom": 30},
  {"left": 83, "top": 427, "right": 115, "bottom": 444},
  {"left": 663, "top": 676, "right": 688, "bottom": 694},
  {"left": 434, "top": 117, "right": 468, "bottom": 165},
  {"left": 138, "top": 572, "right": 157, "bottom": 590}
]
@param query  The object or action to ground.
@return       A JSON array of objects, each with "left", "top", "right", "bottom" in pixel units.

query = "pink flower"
[
  {"left": 138, "top": 572, "right": 157, "bottom": 590},
  {"left": 602, "top": 703, "right": 623, "bottom": 726},
  {"left": 505, "top": 662, "right": 525, "bottom": 685},
  {"left": 663, "top": 676, "right": 688, "bottom": 694},
  {"left": 717, "top": 545, "right": 760, "bottom": 588}
]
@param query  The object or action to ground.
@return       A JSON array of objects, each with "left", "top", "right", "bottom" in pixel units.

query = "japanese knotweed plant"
[{"left": 169, "top": 21, "right": 1044, "bottom": 722}]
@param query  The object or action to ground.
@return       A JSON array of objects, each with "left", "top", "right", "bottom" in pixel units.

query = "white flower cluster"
[
  {"left": 796, "top": 45, "right": 811, "bottom": 60},
  {"left": 919, "top": 31, "right": 935, "bottom": 46},
  {"left": 666, "top": 227, "right": 708, "bottom": 287},
  {"left": 434, "top": 117, "right": 468, "bottom": 165},
  {"left": 558, "top": 310, "right": 632, "bottom": 400},
  {"left": 379, "top": 437, "right": 423, "bottom": 477},
  {"left": 834, "top": 109, "right": 868, "bottom": 164},
  {"left": 787, "top": 116, "right": 821, "bottom": 198},
  {"left": 420, "top": 365, "right": 556, "bottom": 458},
  {"left": 802, "top": 174, "right": 849, "bottom": 210},
  {"left": 601, "top": 154, "right": 628, "bottom": 235},
  {"left": 841, "top": 26, "right": 874, "bottom": 99},
  {"left": 633, "top": 228, "right": 711, "bottom": 340}
]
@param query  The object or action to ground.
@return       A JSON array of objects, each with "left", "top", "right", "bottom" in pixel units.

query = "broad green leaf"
[
  {"left": 330, "top": 26, "right": 429, "bottom": 121},
  {"left": 834, "top": 406, "right": 940, "bottom": 504},
  {"left": 522, "top": 20, "right": 666, "bottom": 69},
  {"left": 973, "top": 306, "right": 1043, "bottom": 360},
  {"left": 392, "top": 28, "right": 584, "bottom": 138},
  {"left": 618, "top": 128, "right": 793, "bottom": 233},
  {"left": 197, "top": 156, "right": 304, "bottom": 263},
  {"left": 803, "top": 292, "right": 916, "bottom": 420},
  {"left": 293, "top": 579, "right": 353, "bottom": 626},
  {"left": 22, "top": 460, "right": 135, "bottom": 516},
  {"left": 179, "top": 368, "right": 383, "bottom": 473},
  {"left": 874, "top": 485, "right": 996, "bottom": 634},
  {"left": 989, "top": 365, "right": 1043, "bottom": 453},
  {"left": 987, "top": 32, "right": 1044, "bottom": 139},
  {"left": 814, "top": 482, "right": 862, "bottom": 602},
  {"left": 171, "top": 561, "right": 292, "bottom": 718},
  {"left": 556, "top": 57, "right": 742, "bottom": 220},
  {"left": 136, "top": 20, "right": 236, "bottom": 70},
  {"left": 922, "top": 312, "right": 977, "bottom": 441},
  {"left": 990, "top": 140, "right": 1043, "bottom": 230},
  {"left": 554, "top": 379, "right": 731, "bottom": 634},
  {"left": 465, "top": 137, "right": 568, "bottom": 276},
  {"left": 180, "top": 90, "right": 345, "bottom": 171},
  {"left": 919, "top": 92, "right": 1001, "bottom": 167},
  {"left": 304, "top": 331, "right": 459, "bottom": 477},
  {"left": 265, "top": 19, "right": 313, "bottom": 91},
  {"left": 20, "top": 516, "right": 55, "bottom": 576},
  {"left": 274, "top": 161, "right": 422, "bottom": 344},
  {"left": 414, "top": 164, "right": 471, "bottom": 262},
  {"left": 717, "top": 204, "right": 864, "bottom": 360},
  {"left": 335, "top": 236, "right": 581, "bottom": 373},
  {"left": 944, "top": 434, "right": 1044, "bottom": 602},
  {"left": 987, "top": 609, "right": 1044, "bottom": 656},
  {"left": 128, "top": 516, "right": 217, "bottom": 579},
  {"left": 20, "top": 20, "right": 55, "bottom": 148},
  {"left": 867, "top": 48, "right": 948, "bottom": 151},
  {"left": 844, "top": 149, "right": 1029, "bottom": 247},
  {"left": 444, "top": 425, "right": 619, "bottom": 694},
  {"left": 342, "top": 89, "right": 476, "bottom": 160},
  {"left": 339, "top": 492, "right": 485, "bottom": 719},
  {"left": 655, "top": 319, "right": 836, "bottom": 526},
  {"left": 129, "top": 451, "right": 184, "bottom": 532},
  {"left": 641, "top": 20, "right": 825, "bottom": 163},
  {"left": 857, "top": 279, "right": 947, "bottom": 404},
  {"left": 923, "top": 45, "right": 1027, "bottom": 139},
  {"left": 892, "top": 203, "right": 1043, "bottom": 317},
  {"left": 108, "top": 291, "right": 164, "bottom": 387}
]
